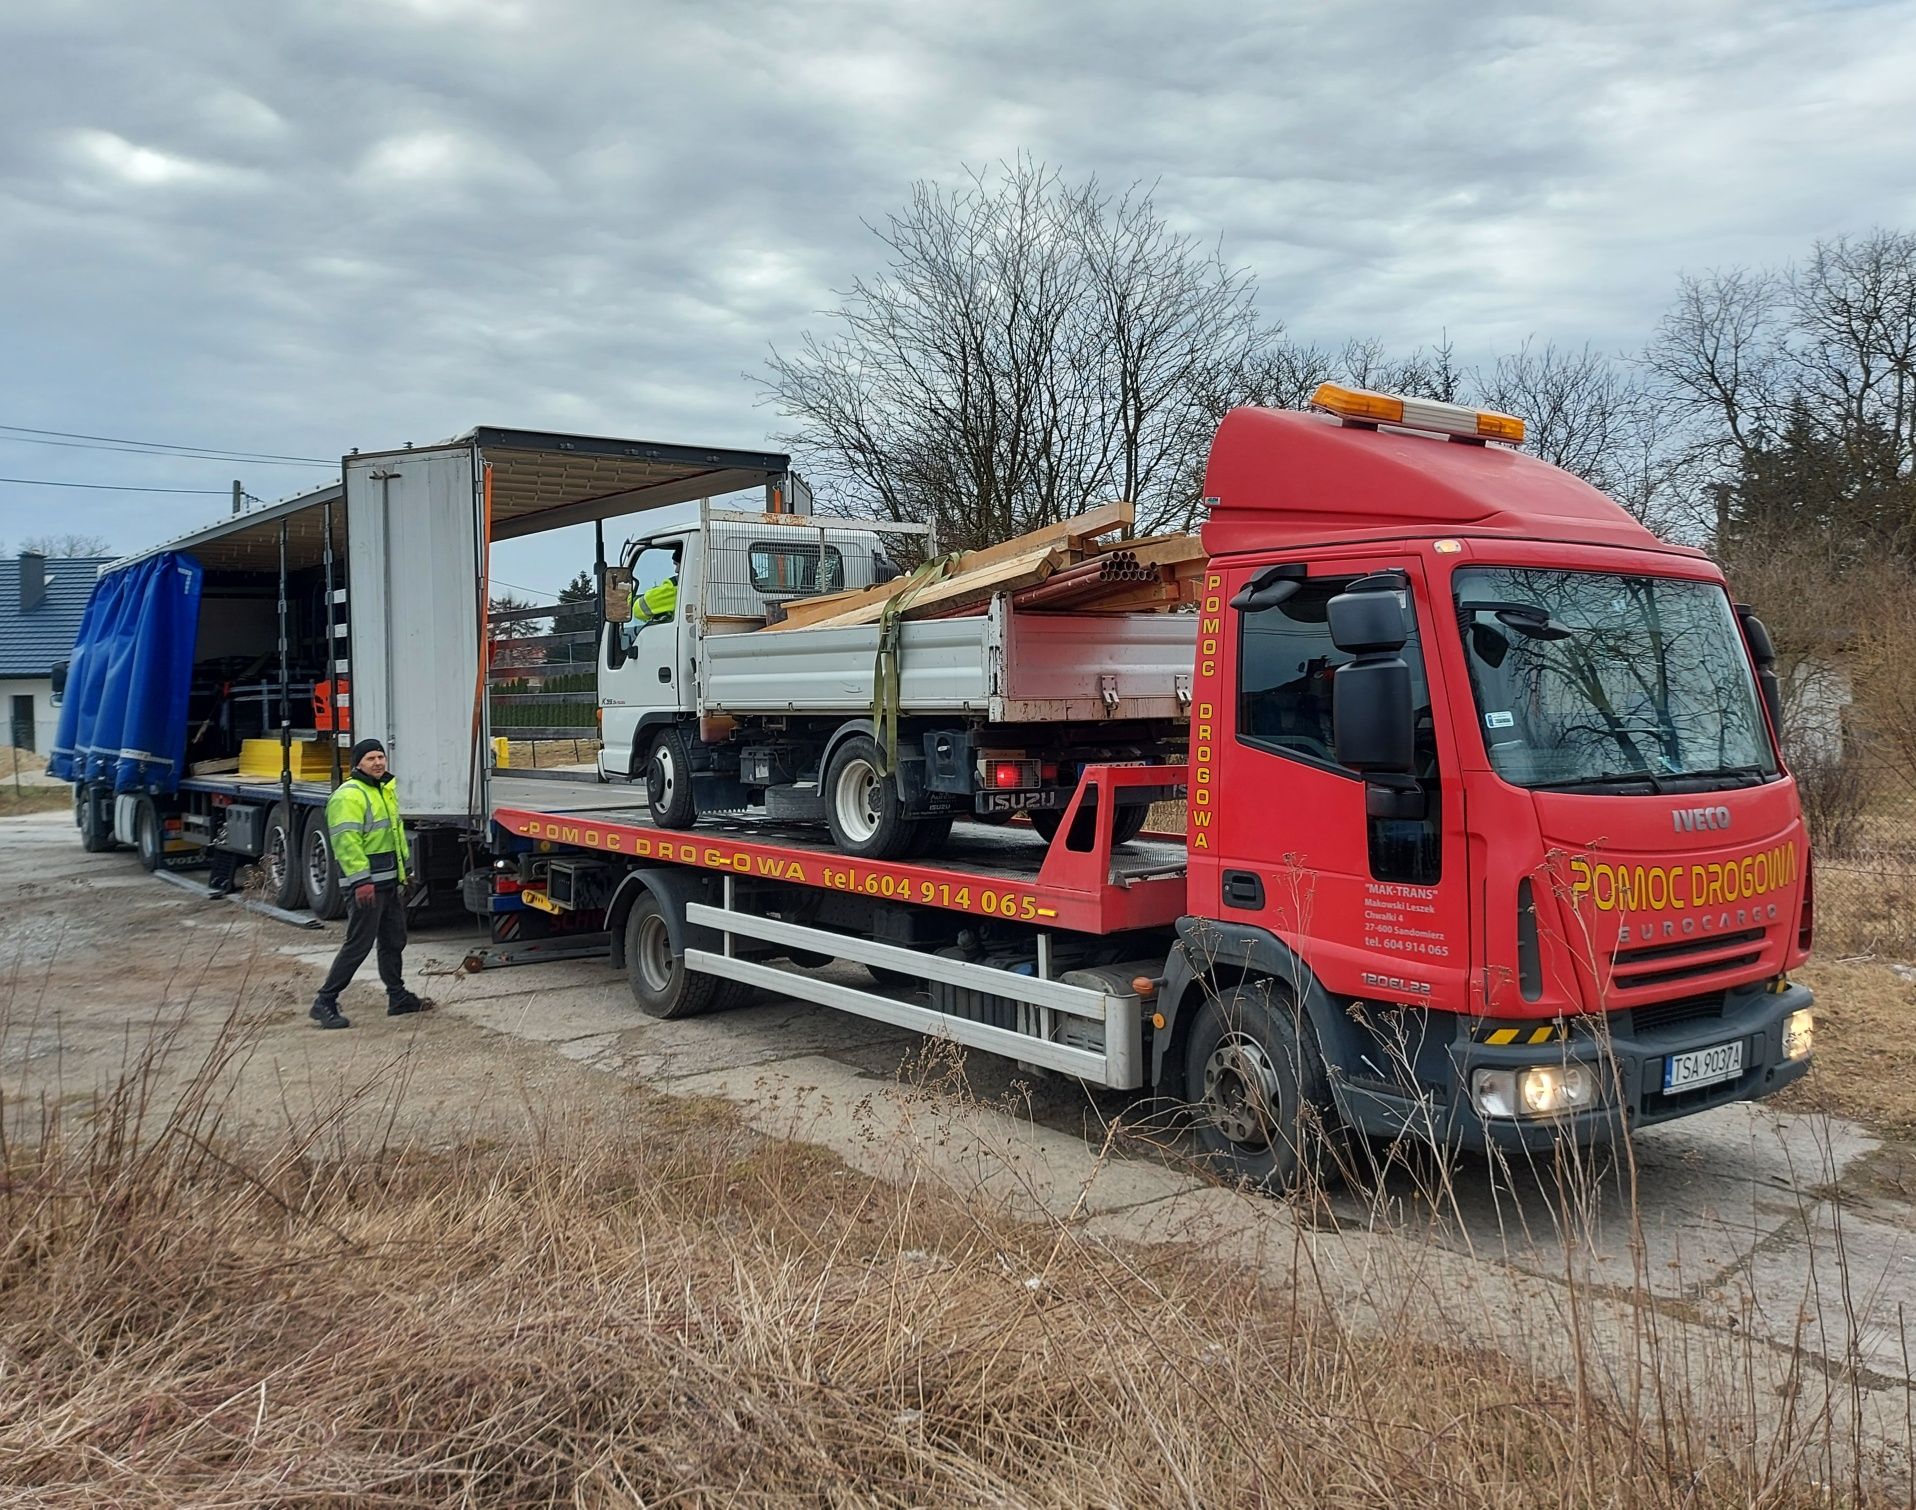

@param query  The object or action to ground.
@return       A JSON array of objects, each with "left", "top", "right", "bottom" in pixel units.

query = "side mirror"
[
  {"left": 50, "top": 658, "right": 69, "bottom": 704},
  {"left": 1230, "top": 562, "right": 1306, "bottom": 613},
  {"left": 602, "top": 566, "right": 635, "bottom": 625},
  {"left": 1328, "top": 573, "right": 1409, "bottom": 654},
  {"left": 1736, "top": 604, "right": 1784, "bottom": 736},
  {"left": 1330, "top": 572, "right": 1416, "bottom": 777}
]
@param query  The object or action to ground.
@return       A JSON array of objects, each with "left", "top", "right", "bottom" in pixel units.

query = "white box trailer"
[{"left": 61, "top": 427, "right": 792, "bottom": 914}]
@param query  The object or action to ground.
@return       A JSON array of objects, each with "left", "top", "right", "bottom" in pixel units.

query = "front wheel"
[
  {"left": 823, "top": 734, "right": 916, "bottom": 860},
  {"left": 1183, "top": 980, "right": 1339, "bottom": 1194},
  {"left": 624, "top": 891, "right": 721, "bottom": 1018},
  {"left": 645, "top": 728, "right": 697, "bottom": 830}
]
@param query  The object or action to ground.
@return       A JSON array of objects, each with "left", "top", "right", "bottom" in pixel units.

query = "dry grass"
[
  {"left": 0, "top": 784, "right": 73, "bottom": 817},
  {"left": 0, "top": 1018, "right": 1870, "bottom": 1507},
  {"left": 1779, "top": 957, "right": 1916, "bottom": 1132}
]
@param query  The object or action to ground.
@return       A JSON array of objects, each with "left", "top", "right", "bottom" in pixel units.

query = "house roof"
[{"left": 0, "top": 556, "right": 112, "bottom": 678}]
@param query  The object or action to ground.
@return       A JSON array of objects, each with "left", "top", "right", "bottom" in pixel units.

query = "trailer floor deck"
[{"left": 490, "top": 792, "right": 1188, "bottom": 936}]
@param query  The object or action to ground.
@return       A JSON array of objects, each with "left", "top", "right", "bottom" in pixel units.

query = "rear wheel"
[
  {"left": 302, "top": 817, "right": 347, "bottom": 919},
  {"left": 904, "top": 811, "right": 955, "bottom": 858},
  {"left": 823, "top": 734, "right": 916, "bottom": 860},
  {"left": 134, "top": 797, "right": 164, "bottom": 872},
  {"left": 645, "top": 728, "right": 697, "bottom": 830},
  {"left": 1183, "top": 979, "right": 1338, "bottom": 1194},
  {"left": 624, "top": 891, "right": 720, "bottom": 1018},
  {"left": 260, "top": 804, "right": 304, "bottom": 909},
  {"left": 79, "top": 786, "right": 114, "bottom": 852},
  {"left": 1030, "top": 801, "right": 1150, "bottom": 848}
]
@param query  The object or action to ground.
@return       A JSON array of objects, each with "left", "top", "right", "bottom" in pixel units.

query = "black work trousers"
[{"left": 315, "top": 885, "right": 409, "bottom": 1006}]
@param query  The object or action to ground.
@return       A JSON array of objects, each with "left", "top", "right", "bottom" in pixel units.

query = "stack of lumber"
[{"left": 764, "top": 501, "right": 1208, "bottom": 632}]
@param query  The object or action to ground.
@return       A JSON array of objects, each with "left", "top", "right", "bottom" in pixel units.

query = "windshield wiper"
[
  {"left": 1679, "top": 764, "right": 1774, "bottom": 788},
  {"left": 1530, "top": 769, "right": 1667, "bottom": 794}
]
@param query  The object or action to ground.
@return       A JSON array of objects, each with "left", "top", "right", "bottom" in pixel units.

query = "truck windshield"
[{"left": 1453, "top": 566, "right": 1777, "bottom": 792}]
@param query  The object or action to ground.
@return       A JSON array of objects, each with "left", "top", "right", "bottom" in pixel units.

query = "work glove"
[{"left": 354, "top": 883, "right": 377, "bottom": 909}]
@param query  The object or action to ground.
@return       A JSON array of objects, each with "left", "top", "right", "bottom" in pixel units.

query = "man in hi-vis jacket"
[{"left": 310, "top": 737, "right": 429, "bottom": 1029}]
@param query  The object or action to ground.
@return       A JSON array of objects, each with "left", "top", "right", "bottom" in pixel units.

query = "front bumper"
[{"left": 1335, "top": 979, "right": 1814, "bottom": 1154}]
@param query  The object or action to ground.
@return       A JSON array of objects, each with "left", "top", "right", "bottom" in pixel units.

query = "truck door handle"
[
  {"left": 657, "top": 666, "right": 672, "bottom": 683},
  {"left": 1223, "top": 871, "right": 1264, "bottom": 909}
]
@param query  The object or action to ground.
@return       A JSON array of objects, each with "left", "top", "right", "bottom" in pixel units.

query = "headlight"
[
  {"left": 1471, "top": 1063, "right": 1598, "bottom": 1120},
  {"left": 1783, "top": 1009, "right": 1814, "bottom": 1062}
]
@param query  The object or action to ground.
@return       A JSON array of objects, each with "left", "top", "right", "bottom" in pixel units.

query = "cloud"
[{"left": 0, "top": 0, "right": 1913, "bottom": 587}]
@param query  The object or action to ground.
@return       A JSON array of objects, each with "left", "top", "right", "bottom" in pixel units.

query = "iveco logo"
[{"left": 1673, "top": 805, "right": 1732, "bottom": 834}]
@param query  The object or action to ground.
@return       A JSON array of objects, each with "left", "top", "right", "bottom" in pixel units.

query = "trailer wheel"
[
  {"left": 260, "top": 804, "right": 305, "bottom": 910},
  {"left": 134, "top": 797, "right": 165, "bottom": 872},
  {"left": 625, "top": 891, "right": 721, "bottom": 1018},
  {"left": 79, "top": 786, "right": 114, "bottom": 852},
  {"left": 1030, "top": 802, "right": 1150, "bottom": 849},
  {"left": 645, "top": 728, "right": 697, "bottom": 830},
  {"left": 823, "top": 734, "right": 916, "bottom": 860},
  {"left": 302, "top": 818, "right": 347, "bottom": 919},
  {"left": 1183, "top": 980, "right": 1337, "bottom": 1194}
]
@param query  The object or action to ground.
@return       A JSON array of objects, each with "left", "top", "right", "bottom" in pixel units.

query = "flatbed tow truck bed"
[
  {"left": 489, "top": 763, "right": 1189, "bottom": 937},
  {"left": 485, "top": 766, "right": 1190, "bottom": 1088}
]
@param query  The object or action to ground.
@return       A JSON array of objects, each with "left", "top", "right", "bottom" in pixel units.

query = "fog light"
[
  {"left": 1784, "top": 1008, "right": 1814, "bottom": 1062},
  {"left": 1471, "top": 1063, "right": 1597, "bottom": 1120}
]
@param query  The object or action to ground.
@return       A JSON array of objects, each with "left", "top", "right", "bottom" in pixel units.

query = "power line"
[
  {"left": 0, "top": 476, "right": 230, "bottom": 494},
  {"left": 0, "top": 423, "right": 331, "bottom": 465},
  {"left": 0, "top": 432, "right": 336, "bottom": 468}
]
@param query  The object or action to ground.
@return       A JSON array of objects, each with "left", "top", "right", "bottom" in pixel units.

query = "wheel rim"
[
  {"left": 635, "top": 912, "right": 673, "bottom": 994},
  {"left": 832, "top": 757, "right": 882, "bottom": 844},
  {"left": 1200, "top": 1034, "right": 1285, "bottom": 1151},
  {"left": 265, "top": 826, "right": 290, "bottom": 893},
  {"left": 306, "top": 828, "right": 332, "bottom": 900},
  {"left": 648, "top": 743, "right": 677, "bottom": 809}
]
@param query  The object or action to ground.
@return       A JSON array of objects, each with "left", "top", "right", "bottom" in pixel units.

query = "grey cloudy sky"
[{"left": 3, "top": 0, "right": 1914, "bottom": 595}]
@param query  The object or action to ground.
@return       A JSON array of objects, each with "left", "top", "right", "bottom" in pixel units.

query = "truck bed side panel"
[{"left": 700, "top": 603, "right": 1197, "bottom": 722}]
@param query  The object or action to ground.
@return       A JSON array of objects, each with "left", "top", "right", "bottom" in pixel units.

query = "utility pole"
[{"left": 231, "top": 479, "right": 244, "bottom": 516}]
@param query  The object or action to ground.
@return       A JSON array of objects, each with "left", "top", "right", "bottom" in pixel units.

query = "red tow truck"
[{"left": 485, "top": 384, "right": 1816, "bottom": 1188}]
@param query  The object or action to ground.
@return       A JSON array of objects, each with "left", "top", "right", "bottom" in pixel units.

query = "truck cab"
[
  {"left": 1168, "top": 386, "right": 1812, "bottom": 1172},
  {"left": 596, "top": 512, "right": 905, "bottom": 786}
]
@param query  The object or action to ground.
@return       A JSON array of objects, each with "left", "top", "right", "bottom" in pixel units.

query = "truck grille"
[{"left": 1611, "top": 927, "right": 1767, "bottom": 991}]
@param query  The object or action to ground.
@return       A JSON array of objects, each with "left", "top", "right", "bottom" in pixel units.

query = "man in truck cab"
[
  {"left": 309, "top": 737, "right": 429, "bottom": 1029},
  {"left": 637, "top": 557, "right": 679, "bottom": 623}
]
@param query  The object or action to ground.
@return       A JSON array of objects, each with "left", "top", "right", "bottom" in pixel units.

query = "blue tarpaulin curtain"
[{"left": 48, "top": 552, "right": 203, "bottom": 794}]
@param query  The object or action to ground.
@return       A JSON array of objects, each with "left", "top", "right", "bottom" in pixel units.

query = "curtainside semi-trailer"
[{"left": 480, "top": 384, "right": 1816, "bottom": 1187}]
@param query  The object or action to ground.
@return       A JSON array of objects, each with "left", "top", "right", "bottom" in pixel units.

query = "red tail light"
[{"left": 993, "top": 761, "right": 1024, "bottom": 789}]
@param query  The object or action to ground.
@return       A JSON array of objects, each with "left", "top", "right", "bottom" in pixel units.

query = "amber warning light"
[{"left": 1309, "top": 382, "right": 1525, "bottom": 446}]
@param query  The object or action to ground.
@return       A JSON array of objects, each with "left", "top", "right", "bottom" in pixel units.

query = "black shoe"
[
  {"left": 387, "top": 993, "right": 427, "bottom": 1016},
  {"left": 310, "top": 1002, "right": 350, "bottom": 1030}
]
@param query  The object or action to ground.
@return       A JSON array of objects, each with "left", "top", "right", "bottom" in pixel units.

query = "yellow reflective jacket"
[
  {"left": 643, "top": 578, "right": 678, "bottom": 618},
  {"left": 326, "top": 772, "right": 409, "bottom": 887}
]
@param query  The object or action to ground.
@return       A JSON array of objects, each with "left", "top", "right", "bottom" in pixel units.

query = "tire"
[
  {"left": 1029, "top": 802, "right": 1148, "bottom": 848},
  {"left": 624, "top": 890, "right": 721, "bottom": 1018},
  {"left": 79, "top": 786, "right": 114, "bottom": 852},
  {"left": 1183, "top": 979, "right": 1338, "bottom": 1194},
  {"left": 645, "top": 727, "right": 697, "bottom": 830},
  {"left": 823, "top": 734, "right": 916, "bottom": 860},
  {"left": 260, "top": 804, "right": 305, "bottom": 910},
  {"left": 302, "top": 816, "right": 347, "bottom": 919},
  {"left": 904, "top": 811, "right": 955, "bottom": 858},
  {"left": 134, "top": 797, "right": 164, "bottom": 872}
]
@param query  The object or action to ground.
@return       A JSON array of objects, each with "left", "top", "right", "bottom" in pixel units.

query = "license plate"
[{"left": 1663, "top": 1039, "right": 1744, "bottom": 1093}]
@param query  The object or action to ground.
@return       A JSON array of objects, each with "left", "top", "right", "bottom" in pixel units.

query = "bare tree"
[
  {"left": 21, "top": 533, "right": 113, "bottom": 557},
  {"left": 763, "top": 159, "right": 1274, "bottom": 547}
]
